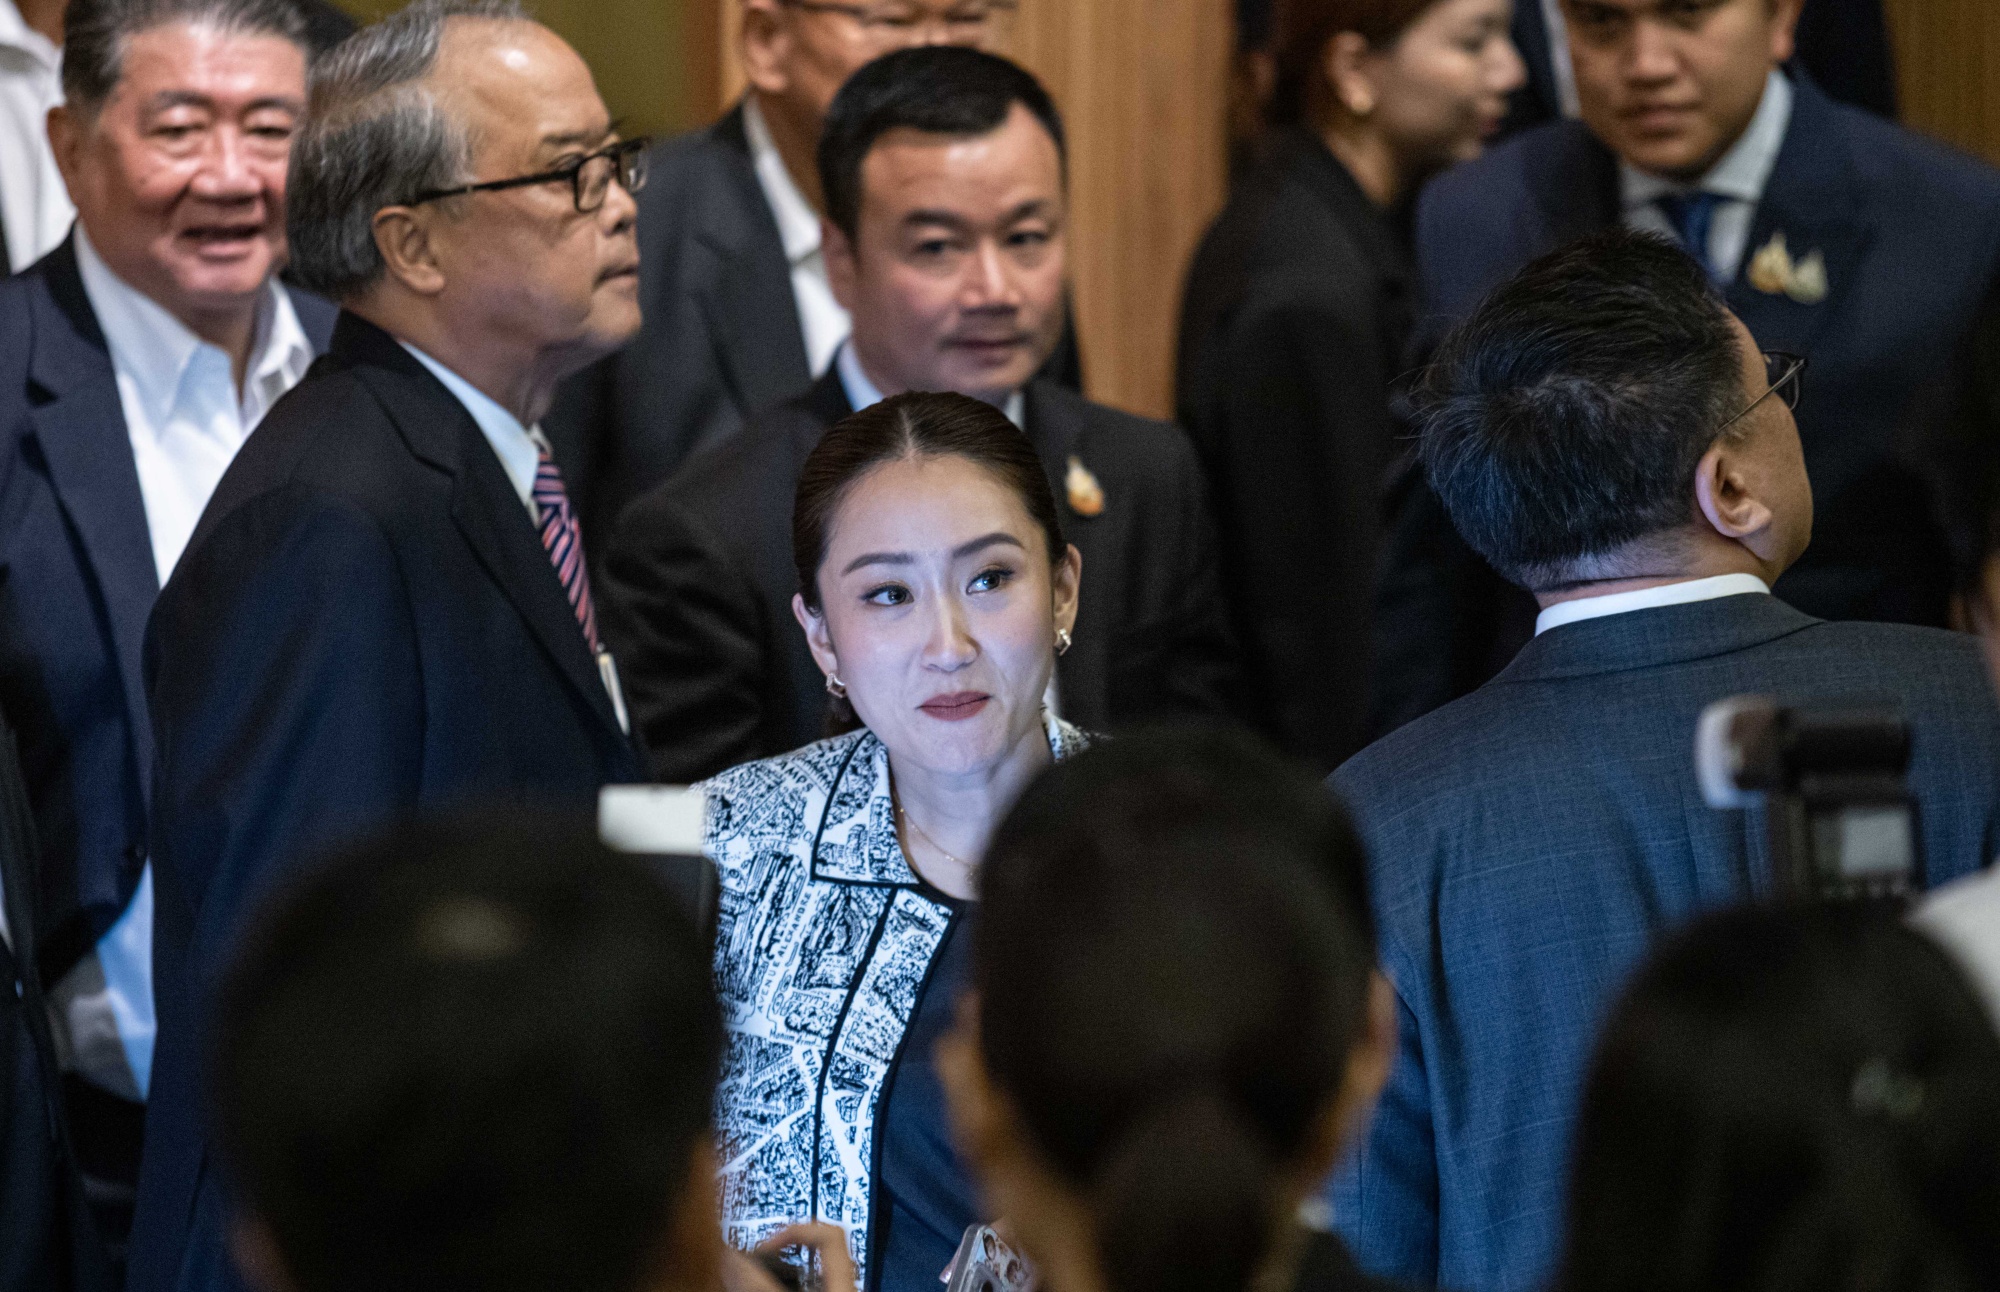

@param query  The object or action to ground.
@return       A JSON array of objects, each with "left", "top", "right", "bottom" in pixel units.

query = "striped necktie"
[{"left": 531, "top": 438, "right": 600, "bottom": 654}]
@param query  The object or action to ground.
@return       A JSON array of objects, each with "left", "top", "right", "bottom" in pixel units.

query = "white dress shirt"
[
  {"left": 835, "top": 339, "right": 1025, "bottom": 430},
  {"left": 76, "top": 222, "right": 313, "bottom": 584},
  {"left": 58, "top": 223, "right": 312, "bottom": 1102},
  {"left": 1622, "top": 70, "right": 1793, "bottom": 283},
  {"left": 744, "top": 94, "right": 850, "bottom": 379},
  {"left": 1534, "top": 572, "right": 1770, "bottom": 637},
  {"left": 0, "top": 0, "right": 71, "bottom": 272}
]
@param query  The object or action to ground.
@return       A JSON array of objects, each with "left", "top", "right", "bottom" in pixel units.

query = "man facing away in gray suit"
[{"left": 1326, "top": 228, "right": 2000, "bottom": 1292}]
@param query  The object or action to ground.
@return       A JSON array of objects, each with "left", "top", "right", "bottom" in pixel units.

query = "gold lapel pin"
[
  {"left": 1065, "top": 455, "right": 1105, "bottom": 518},
  {"left": 1748, "top": 231, "right": 1828, "bottom": 305}
]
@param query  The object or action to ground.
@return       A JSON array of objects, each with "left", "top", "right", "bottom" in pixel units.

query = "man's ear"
[
  {"left": 230, "top": 1217, "right": 300, "bottom": 1292},
  {"left": 371, "top": 206, "right": 448, "bottom": 296},
  {"left": 792, "top": 593, "right": 841, "bottom": 685},
  {"left": 1766, "top": 0, "right": 1804, "bottom": 66},
  {"left": 1692, "top": 438, "right": 1777, "bottom": 550},
  {"left": 740, "top": 0, "right": 794, "bottom": 96},
  {"left": 45, "top": 104, "right": 82, "bottom": 195},
  {"left": 823, "top": 217, "right": 858, "bottom": 314}
]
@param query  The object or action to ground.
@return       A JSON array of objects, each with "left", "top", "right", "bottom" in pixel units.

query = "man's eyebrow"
[
  {"left": 536, "top": 125, "right": 615, "bottom": 155},
  {"left": 839, "top": 532, "right": 1024, "bottom": 575},
  {"left": 144, "top": 90, "right": 303, "bottom": 113},
  {"left": 901, "top": 208, "right": 971, "bottom": 229}
]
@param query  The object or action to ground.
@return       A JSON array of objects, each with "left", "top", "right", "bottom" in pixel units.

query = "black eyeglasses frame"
[
  {"left": 403, "top": 137, "right": 651, "bottom": 214},
  {"left": 1716, "top": 350, "right": 1808, "bottom": 435}
]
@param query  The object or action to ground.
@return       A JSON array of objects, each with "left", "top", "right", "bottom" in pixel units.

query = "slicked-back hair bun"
[{"left": 975, "top": 727, "right": 1378, "bottom": 1292}]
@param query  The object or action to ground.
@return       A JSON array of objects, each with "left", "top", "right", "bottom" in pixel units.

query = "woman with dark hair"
[
  {"left": 1177, "top": 0, "right": 1523, "bottom": 771},
  {"left": 1559, "top": 903, "right": 2000, "bottom": 1292},
  {"left": 699, "top": 391, "right": 1086, "bottom": 1292},
  {"left": 938, "top": 727, "right": 1399, "bottom": 1292}
]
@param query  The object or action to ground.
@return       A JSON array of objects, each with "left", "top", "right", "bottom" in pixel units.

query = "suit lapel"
[
  {"left": 1725, "top": 78, "right": 1870, "bottom": 360},
  {"left": 693, "top": 106, "right": 813, "bottom": 417},
  {"left": 25, "top": 244, "right": 160, "bottom": 764},
  {"left": 335, "top": 316, "right": 625, "bottom": 738}
]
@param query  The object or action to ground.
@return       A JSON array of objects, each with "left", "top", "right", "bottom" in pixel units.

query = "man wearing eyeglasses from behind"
[
  {"left": 543, "top": 0, "right": 1081, "bottom": 560},
  {"left": 127, "top": 4, "right": 651, "bottom": 1289}
]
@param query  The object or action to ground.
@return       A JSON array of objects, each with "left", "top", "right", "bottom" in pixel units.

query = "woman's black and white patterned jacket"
[{"left": 698, "top": 714, "right": 1091, "bottom": 1281}]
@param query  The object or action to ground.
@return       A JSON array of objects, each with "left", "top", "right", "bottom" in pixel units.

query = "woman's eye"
[
  {"left": 863, "top": 584, "right": 910, "bottom": 606},
  {"left": 968, "top": 567, "right": 1014, "bottom": 593}
]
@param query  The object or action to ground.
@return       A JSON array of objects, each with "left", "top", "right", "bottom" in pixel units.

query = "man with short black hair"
[
  {"left": 601, "top": 46, "right": 1237, "bottom": 783},
  {"left": 132, "top": 4, "right": 649, "bottom": 1287},
  {"left": 1328, "top": 229, "right": 2000, "bottom": 1292},
  {"left": 1375, "top": 0, "right": 2000, "bottom": 734},
  {"left": 544, "top": 0, "right": 1081, "bottom": 556}
]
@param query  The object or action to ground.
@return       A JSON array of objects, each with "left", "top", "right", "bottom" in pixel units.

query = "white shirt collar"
[
  {"left": 0, "top": 0, "right": 58, "bottom": 66},
  {"left": 743, "top": 94, "right": 825, "bottom": 269},
  {"left": 73, "top": 221, "right": 312, "bottom": 430},
  {"left": 1621, "top": 70, "right": 1793, "bottom": 209},
  {"left": 835, "top": 341, "right": 1026, "bottom": 429},
  {"left": 400, "top": 343, "right": 543, "bottom": 519},
  {"left": 1535, "top": 573, "right": 1771, "bottom": 636}
]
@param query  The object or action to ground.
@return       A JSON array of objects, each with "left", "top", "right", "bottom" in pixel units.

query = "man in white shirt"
[
  {"left": 132, "top": 4, "right": 646, "bottom": 1286},
  {"left": 542, "top": 0, "right": 1079, "bottom": 555},
  {"left": 0, "top": 0, "right": 69, "bottom": 271},
  {"left": 1327, "top": 229, "right": 2000, "bottom": 1292},
  {"left": 0, "top": 0, "right": 328, "bottom": 1262}
]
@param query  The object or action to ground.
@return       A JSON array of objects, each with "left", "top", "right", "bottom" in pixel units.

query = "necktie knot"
[{"left": 1657, "top": 190, "right": 1726, "bottom": 281}]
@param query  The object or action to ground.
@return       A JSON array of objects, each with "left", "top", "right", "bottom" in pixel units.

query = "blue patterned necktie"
[
  {"left": 531, "top": 439, "right": 600, "bottom": 655},
  {"left": 1657, "top": 191, "right": 1727, "bottom": 281}
]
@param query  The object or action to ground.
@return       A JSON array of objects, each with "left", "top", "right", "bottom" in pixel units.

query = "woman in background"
[
  {"left": 940, "top": 727, "right": 1400, "bottom": 1292},
  {"left": 700, "top": 392, "right": 1086, "bottom": 1292},
  {"left": 1559, "top": 903, "right": 2000, "bottom": 1292},
  {"left": 1176, "top": 0, "right": 1523, "bottom": 771}
]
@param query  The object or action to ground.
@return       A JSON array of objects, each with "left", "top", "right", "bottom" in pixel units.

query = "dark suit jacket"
[
  {"left": 1177, "top": 127, "right": 1414, "bottom": 771},
  {"left": 0, "top": 239, "right": 336, "bottom": 985},
  {"left": 0, "top": 711, "right": 114, "bottom": 1292},
  {"left": 1327, "top": 594, "right": 2000, "bottom": 1292},
  {"left": 602, "top": 369, "right": 1239, "bottom": 783},
  {"left": 126, "top": 313, "right": 644, "bottom": 1292},
  {"left": 544, "top": 103, "right": 1083, "bottom": 557},
  {"left": 1378, "top": 73, "right": 2000, "bottom": 732}
]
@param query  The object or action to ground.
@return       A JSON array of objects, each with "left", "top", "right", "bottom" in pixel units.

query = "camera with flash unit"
[{"left": 1696, "top": 696, "right": 1922, "bottom": 901}]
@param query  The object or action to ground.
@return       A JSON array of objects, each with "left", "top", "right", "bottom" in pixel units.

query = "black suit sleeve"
[
  {"left": 1210, "top": 293, "right": 1396, "bottom": 767},
  {"left": 598, "top": 496, "right": 772, "bottom": 784},
  {"left": 148, "top": 491, "right": 424, "bottom": 959}
]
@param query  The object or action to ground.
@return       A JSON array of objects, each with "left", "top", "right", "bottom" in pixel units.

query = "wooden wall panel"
[
  {"left": 706, "top": 0, "right": 1233, "bottom": 419},
  {"left": 1883, "top": 0, "right": 2000, "bottom": 165}
]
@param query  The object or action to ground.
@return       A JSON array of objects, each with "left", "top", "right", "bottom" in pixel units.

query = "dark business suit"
[
  {"left": 127, "top": 313, "right": 644, "bottom": 1292},
  {"left": 0, "top": 238, "right": 336, "bottom": 993},
  {"left": 1328, "top": 594, "right": 2000, "bottom": 1292},
  {"left": 1376, "top": 74, "right": 2000, "bottom": 732},
  {"left": 0, "top": 709, "right": 115, "bottom": 1292},
  {"left": 544, "top": 103, "right": 1082, "bottom": 557},
  {"left": 1177, "top": 127, "right": 1413, "bottom": 771},
  {"left": 602, "top": 368, "right": 1238, "bottom": 784}
]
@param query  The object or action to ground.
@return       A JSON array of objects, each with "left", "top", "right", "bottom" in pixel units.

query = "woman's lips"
[{"left": 919, "top": 692, "right": 992, "bottom": 721}]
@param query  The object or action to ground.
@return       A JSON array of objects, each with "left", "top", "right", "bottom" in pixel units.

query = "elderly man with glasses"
[
  {"left": 127, "top": 5, "right": 649, "bottom": 1290},
  {"left": 542, "top": 0, "right": 1082, "bottom": 558}
]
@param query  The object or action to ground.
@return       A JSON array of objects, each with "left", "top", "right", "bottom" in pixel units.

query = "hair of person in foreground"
[
  {"left": 1558, "top": 901, "right": 2000, "bottom": 1292},
  {"left": 208, "top": 812, "right": 725, "bottom": 1292},
  {"left": 939, "top": 725, "right": 1396, "bottom": 1292}
]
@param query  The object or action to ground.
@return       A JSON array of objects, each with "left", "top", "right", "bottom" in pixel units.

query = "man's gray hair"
[
  {"left": 62, "top": 0, "right": 310, "bottom": 117},
  {"left": 285, "top": 0, "right": 529, "bottom": 299}
]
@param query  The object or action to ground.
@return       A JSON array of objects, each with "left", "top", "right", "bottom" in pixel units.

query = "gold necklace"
[{"left": 895, "top": 802, "right": 968, "bottom": 872}]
